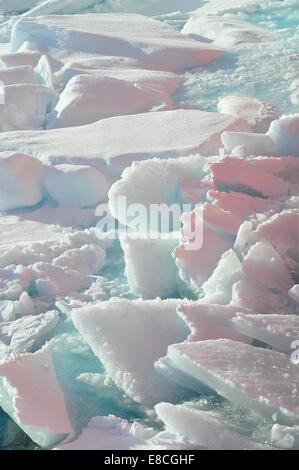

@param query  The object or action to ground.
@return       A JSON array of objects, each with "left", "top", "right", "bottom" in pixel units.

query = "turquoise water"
[{"left": 0, "top": 0, "right": 298, "bottom": 450}]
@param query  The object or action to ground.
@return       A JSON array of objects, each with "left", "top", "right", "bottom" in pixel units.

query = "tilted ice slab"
[
  {"left": 231, "top": 313, "right": 299, "bottom": 353},
  {"left": 183, "top": 14, "right": 277, "bottom": 49},
  {"left": 46, "top": 69, "right": 181, "bottom": 128},
  {"left": 71, "top": 298, "right": 192, "bottom": 406},
  {"left": 0, "top": 65, "right": 36, "bottom": 85},
  {"left": 155, "top": 403, "right": 267, "bottom": 450},
  {"left": 0, "top": 110, "right": 251, "bottom": 176},
  {"left": 252, "top": 210, "right": 299, "bottom": 261},
  {"left": 159, "top": 339, "right": 299, "bottom": 425},
  {"left": 210, "top": 156, "right": 287, "bottom": 198},
  {"left": 105, "top": 0, "right": 201, "bottom": 16},
  {"left": 120, "top": 233, "right": 180, "bottom": 299},
  {"left": 0, "top": 343, "right": 73, "bottom": 447},
  {"left": 0, "top": 152, "right": 45, "bottom": 211},
  {"left": 0, "top": 51, "right": 42, "bottom": 69},
  {"left": 0, "top": 83, "right": 52, "bottom": 132},
  {"left": 0, "top": 310, "right": 60, "bottom": 360},
  {"left": 231, "top": 241, "right": 296, "bottom": 315},
  {"left": 109, "top": 155, "right": 206, "bottom": 228},
  {"left": 217, "top": 95, "right": 279, "bottom": 133},
  {"left": 177, "top": 303, "right": 251, "bottom": 344},
  {"left": 173, "top": 202, "right": 242, "bottom": 289},
  {"left": 11, "top": 14, "right": 225, "bottom": 73}
]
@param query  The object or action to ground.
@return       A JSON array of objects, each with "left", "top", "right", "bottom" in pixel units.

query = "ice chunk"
[
  {"left": 0, "top": 310, "right": 60, "bottom": 359},
  {"left": 0, "top": 292, "right": 35, "bottom": 322},
  {"left": 271, "top": 424, "right": 299, "bottom": 449},
  {"left": 201, "top": 249, "right": 243, "bottom": 304},
  {"left": 183, "top": 15, "right": 277, "bottom": 49},
  {"left": 120, "top": 233, "right": 180, "bottom": 299},
  {"left": 217, "top": 95, "right": 279, "bottom": 133},
  {"left": 0, "top": 344, "right": 73, "bottom": 447},
  {"left": 209, "top": 190, "right": 270, "bottom": 220},
  {"left": 0, "top": 51, "right": 42, "bottom": 68},
  {"left": 221, "top": 131, "right": 276, "bottom": 156},
  {"left": 46, "top": 70, "right": 181, "bottom": 127},
  {"left": 210, "top": 156, "right": 287, "bottom": 198},
  {"left": 231, "top": 278, "right": 294, "bottom": 316},
  {"left": 177, "top": 303, "right": 252, "bottom": 343},
  {"left": 267, "top": 114, "right": 299, "bottom": 157},
  {"left": 0, "top": 152, "right": 45, "bottom": 211},
  {"left": 0, "top": 66, "right": 36, "bottom": 85},
  {"left": 289, "top": 285, "right": 299, "bottom": 304},
  {"left": 252, "top": 210, "right": 299, "bottom": 260},
  {"left": 0, "top": 110, "right": 251, "bottom": 176},
  {"left": 11, "top": 14, "right": 225, "bottom": 73},
  {"left": 161, "top": 339, "right": 299, "bottom": 425},
  {"left": 0, "top": 83, "right": 52, "bottom": 132},
  {"left": 43, "top": 164, "right": 112, "bottom": 208},
  {"left": 109, "top": 155, "right": 206, "bottom": 228},
  {"left": 71, "top": 298, "right": 192, "bottom": 405},
  {"left": 242, "top": 241, "right": 293, "bottom": 293},
  {"left": 174, "top": 203, "right": 242, "bottom": 289},
  {"left": 155, "top": 403, "right": 266, "bottom": 450},
  {"left": 231, "top": 313, "right": 299, "bottom": 353},
  {"left": 56, "top": 414, "right": 156, "bottom": 450}
]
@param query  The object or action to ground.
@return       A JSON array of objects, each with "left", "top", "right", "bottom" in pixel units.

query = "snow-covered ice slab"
[
  {"left": 0, "top": 51, "right": 42, "bottom": 69},
  {"left": 71, "top": 298, "right": 193, "bottom": 406},
  {"left": 0, "top": 110, "right": 251, "bottom": 176},
  {"left": 0, "top": 152, "right": 45, "bottom": 211},
  {"left": 155, "top": 403, "right": 267, "bottom": 450},
  {"left": 231, "top": 313, "right": 299, "bottom": 353},
  {"left": 0, "top": 310, "right": 60, "bottom": 360},
  {"left": 11, "top": 14, "right": 226, "bottom": 73},
  {"left": 183, "top": 14, "right": 277, "bottom": 49},
  {"left": 0, "top": 65, "right": 36, "bottom": 85},
  {"left": 177, "top": 303, "right": 252, "bottom": 343},
  {"left": 0, "top": 343, "right": 73, "bottom": 447},
  {"left": 109, "top": 155, "right": 206, "bottom": 228},
  {"left": 161, "top": 339, "right": 299, "bottom": 425},
  {"left": 46, "top": 69, "right": 181, "bottom": 128},
  {"left": 210, "top": 156, "right": 287, "bottom": 198},
  {"left": 0, "top": 83, "right": 52, "bottom": 132},
  {"left": 217, "top": 95, "right": 279, "bottom": 133}
]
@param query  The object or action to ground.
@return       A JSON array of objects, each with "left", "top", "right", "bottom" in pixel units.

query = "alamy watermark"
[{"left": 95, "top": 196, "right": 204, "bottom": 250}]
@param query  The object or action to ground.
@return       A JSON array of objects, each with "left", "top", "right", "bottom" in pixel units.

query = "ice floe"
[
  {"left": 157, "top": 339, "right": 299, "bottom": 425},
  {"left": 0, "top": 343, "right": 72, "bottom": 447},
  {"left": 11, "top": 14, "right": 225, "bottom": 73},
  {"left": 0, "top": 109, "right": 251, "bottom": 176}
]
